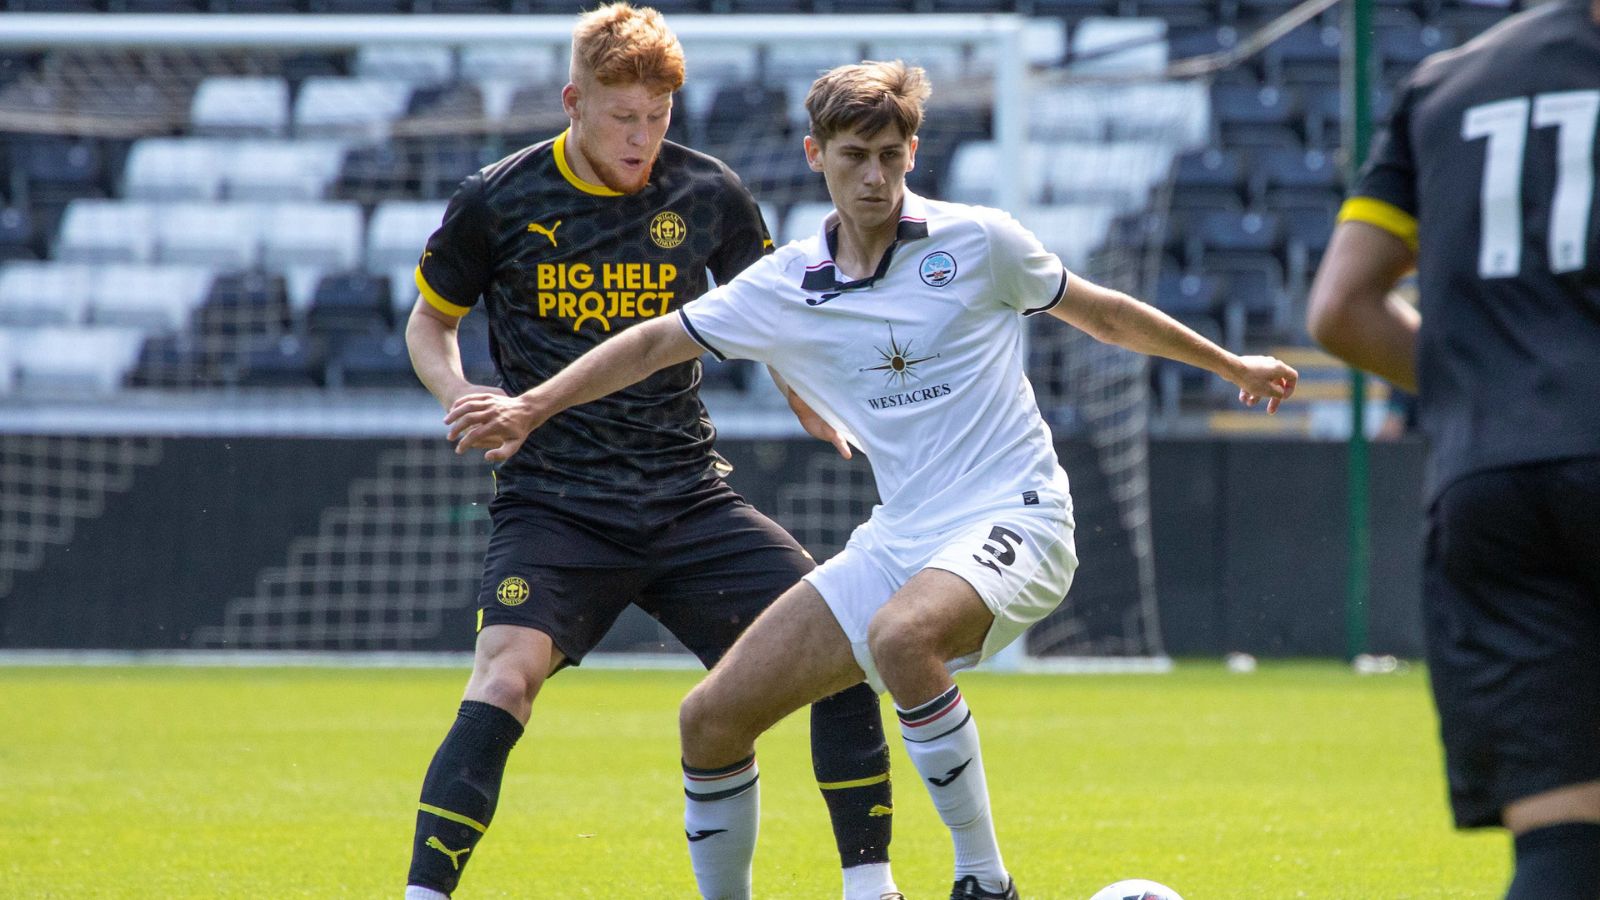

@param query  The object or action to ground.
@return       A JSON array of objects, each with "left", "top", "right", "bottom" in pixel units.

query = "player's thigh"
[
  {"left": 477, "top": 496, "right": 649, "bottom": 668},
  {"left": 1425, "top": 463, "right": 1600, "bottom": 827},
  {"left": 870, "top": 568, "right": 994, "bottom": 664},
  {"left": 918, "top": 508, "right": 1078, "bottom": 665},
  {"left": 689, "top": 580, "right": 866, "bottom": 738},
  {"left": 640, "top": 480, "right": 814, "bottom": 668}
]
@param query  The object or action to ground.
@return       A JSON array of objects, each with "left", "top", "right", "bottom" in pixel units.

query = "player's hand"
[
  {"left": 1233, "top": 355, "right": 1298, "bottom": 414},
  {"left": 785, "top": 388, "right": 851, "bottom": 459},
  {"left": 444, "top": 391, "right": 544, "bottom": 462}
]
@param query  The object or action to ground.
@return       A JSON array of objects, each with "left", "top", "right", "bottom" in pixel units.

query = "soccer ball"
[{"left": 1088, "top": 879, "right": 1185, "bottom": 900}]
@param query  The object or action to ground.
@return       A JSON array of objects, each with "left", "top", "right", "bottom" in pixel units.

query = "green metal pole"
[{"left": 1341, "top": 0, "right": 1374, "bottom": 661}]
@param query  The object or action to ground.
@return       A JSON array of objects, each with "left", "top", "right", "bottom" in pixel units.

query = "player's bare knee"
[
  {"left": 867, "top": 610, "right": 933, "bottom": 675},
  {"left": 679, "top": 683, "right": 748, "bottom": 760},
  {"left": 474, "top": 659, "right": 547, "bottom": 711}
]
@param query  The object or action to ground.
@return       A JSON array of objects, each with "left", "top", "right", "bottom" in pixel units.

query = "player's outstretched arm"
[
  {"left": 1048, "top": 272, "right": 1299, "bottom": 413},
  {"left": 1306, "top": 221, "right": 1420, "bottom": 392},
  {"left": 445, "top": 314, "right": 704, "bottom": 461}
]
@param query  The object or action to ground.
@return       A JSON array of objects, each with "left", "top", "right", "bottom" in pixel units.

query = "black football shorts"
[
  {"left": 476, "top": 476, "right": 813, "bottom": 669},
  {"left": 1423, "top": 455, "right": 1600, "bottom": 828}
]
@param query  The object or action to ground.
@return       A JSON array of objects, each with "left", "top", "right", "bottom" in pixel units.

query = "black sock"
[
  {"left": 1505, "top": 822, "right": 1600, "bottom": 900},
  {"left": 406, "top": 700, "right": 525, "bottom": 894},
  {"left": 811, "top": 682, "right": 893, "bottom": 870}
]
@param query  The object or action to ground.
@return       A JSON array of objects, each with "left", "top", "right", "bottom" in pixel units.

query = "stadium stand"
[{"left": 0, "top": 0, "right": 1518, "bottom": 427}]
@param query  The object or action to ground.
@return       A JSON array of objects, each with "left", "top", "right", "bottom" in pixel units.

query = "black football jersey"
[
  {"left": 416, "top": 132, "right": 772, "bottom": 497},
  {"left": 1344, "top": 0, "right": 1600, "bottom": 500}
]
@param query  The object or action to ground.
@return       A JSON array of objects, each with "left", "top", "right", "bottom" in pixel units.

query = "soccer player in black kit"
[
  {"left": 401, "top": 5, "right": 898, "bottom": 898},
  {"left": 1308, "top": 2, "right": 1600, "bottom": 895}
]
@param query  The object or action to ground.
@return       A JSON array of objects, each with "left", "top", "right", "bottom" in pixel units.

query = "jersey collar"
[
  {"left": 801, "top": 191, "right": 931, "bottom": 295},
  {"left": 552, "top": 129, "right": 625, "bottom": 197}
]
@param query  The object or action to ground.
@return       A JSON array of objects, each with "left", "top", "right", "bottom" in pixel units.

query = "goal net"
[{"left": 0, "top": 13, "right": 1172, "bottom": 665}]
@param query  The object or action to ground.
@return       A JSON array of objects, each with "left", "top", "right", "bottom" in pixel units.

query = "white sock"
[
  {"left": 404, "top": 886, "right": 450, "bottom": 900},
  {"left": 842, "top": 861, "right": 898, "bottom": 900},
  {"left": 897, "top": 686, "right": 1008, "bottom": 892},
  {"left": 683, "top": 755, "right": 760, "bottom": 900}
]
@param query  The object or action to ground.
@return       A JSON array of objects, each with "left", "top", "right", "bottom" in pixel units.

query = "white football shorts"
[{"left": 803, "top": 502, "right": 1078, "bottom": 694}]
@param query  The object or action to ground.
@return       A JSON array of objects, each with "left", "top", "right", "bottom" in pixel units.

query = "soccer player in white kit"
[{"left": 443, "top": 61, "right": 1299, "bottom": 900}]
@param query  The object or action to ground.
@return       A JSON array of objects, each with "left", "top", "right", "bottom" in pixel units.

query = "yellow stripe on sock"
[
  {"left": 817, "top": 772, "right": 890, "bottom": 791},
  {"left": 419, "top": 803, "right": 487, "bottom": 833}
]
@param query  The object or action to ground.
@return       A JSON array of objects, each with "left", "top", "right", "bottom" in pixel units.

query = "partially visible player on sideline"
[
  {"left": 402, "top": 6, "right": 899, "bottom": 898},
  {"left": 443, "top": 60, "right": 1298, "bottom": 899},
  {"left": 1307, "top": 2, "right": 1600, "bottom": 896}
]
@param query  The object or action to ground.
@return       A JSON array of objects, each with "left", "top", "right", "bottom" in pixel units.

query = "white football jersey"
[{"left": 680, "top": 191, "right": 1072, "bottom": 535}]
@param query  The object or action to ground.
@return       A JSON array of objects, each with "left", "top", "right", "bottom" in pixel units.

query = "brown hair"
[
  {"left": 570, "top": 3, "right": 685, "bottom": 94},
  {"left": 804, "top": 60, "right": 931, "bottom": 145}
]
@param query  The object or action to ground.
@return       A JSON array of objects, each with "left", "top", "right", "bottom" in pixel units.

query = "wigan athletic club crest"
[{"left": 919, "top": 250, "right": 956, "bottom": 287}]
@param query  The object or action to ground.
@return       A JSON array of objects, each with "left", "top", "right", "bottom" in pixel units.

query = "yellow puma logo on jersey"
[
  {"left": 527, "top": 220, "right": 562, "bottom": 247},
  {"left": 869, "top": 804, "right": 893, "bottom": 817},
  {"left": 426, "top": 835, "right": 471, "bottom": 870}
]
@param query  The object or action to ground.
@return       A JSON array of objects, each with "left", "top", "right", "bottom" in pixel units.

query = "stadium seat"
[
  {"left": 334, "top": 143, "right": 416, "bottom": 202},
  {"left": 1070, "top": 17, "right": 1169, "bottom": 77},
  {"left": 260, "top": 202, "right": 364, "bottom": 270},
  {"left": 0, "top": 329, "right": 15, "bottom": 394},
  {"left": 1047, "top": 141, "right": 1172, "bottom": 213},
  {"left": 327, "top": 330, "right": 415, "bottom": 388},
  {"left": 88, "top": 263, "right": 214, "bottom": 333},
  {"left": 1105, "top": 81, "right": 1210, "bottom": 145},
  {"left": 1252, "top": 144, "right": 1341, "bottom": 200},
  {"left": 1129, "top": 0, "right": 1216, "bottom": 28},
  {"left": 1277, "top": 196, "right": 1339, "bottom": 277},
  {"left": 408, "top": 82, "right": 486, "bottom": 124},
  {"left": 13, "top": 325, "right": 147, "bottom": 394},
  {"left": 125, "top": 333, "right": 217, "bottom": 390},
  {"left": 1167, "top": 25, "right": 1240, "bottom": 61},
  {"left": 190, "top": 77, "right": 291, "bottom": 137},
  {"left": 1171, "top": 147, "right": 1247, "bottom": 198},
  {"left": 196, "top": 270, "right": 293, "bottom": 338},
  {"left": 0, "top": 261, "right": 96, "bottom": 326},
  {"left": 388, "top": 265, "right": 419, "bottom": 317},
  {"left": 55, "top": 200, "right": 157, "bottom": 263},
  {"left": 1028, "top": 84, "right": 1108, "bottom": 142},
  {"left": 1155, "top": 269, "right": 1221, "bottom": 318},
  {"left": 367, "top": 200, "right": 447, "bottom": 274},
  {"left": 1263, "top": 23, "right": 1341, "bottom": 86},
  {"left": 0, "top": 205, "right": 37, "bottom": 260},
  {"left": 409, "top": 137, "right": 488, "bottom": 199},
  {"left": 1212, "top": 82, "right": 1300, "bottom": 127},
  {"left": 1184, "top": 209, "right": 1283, "bottom": 272},
  {"left": 354, "top": 44, "right": 455, "bottom": 85},
  {"left": 1207, "top": 250, "right": 1288, "bottom": 347},
  {"left": 122, "top": 138, "right": 229, "bottom": 201},
  {"left": 1015, "top": 203, "right": 1116, "bottom": 271},
  {"left": 946, "top": 141, "right": 1048, "bottom": 207},
  {"left": 703, "top": 82, "right": 788, "bottom": 149},
  {"left": 720, "top": 136, "right": 820, "bottom": 204},
  {"left": 235, "top": 334, "right": 326, "bottom": 388},
  {"left": 223, "top": 139, "right": 349, "bottom": 201},
  {"left": 306, "top": 270, "right": 393, "bottom": 339},
  {"left": 292, "top": 77, "right": 413, "bottom": 139},
  {"left": 12, "top": 136, "right": 103, "bottom": 200},
  {"left": 154, "top": 202, "right": 263, "bottom": 268}
]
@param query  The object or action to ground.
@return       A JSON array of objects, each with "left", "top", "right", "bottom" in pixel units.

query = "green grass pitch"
[{"left": 0, "top": 661, "right": 1507, "bottom": 898}]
